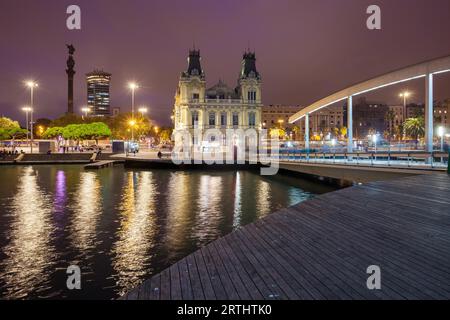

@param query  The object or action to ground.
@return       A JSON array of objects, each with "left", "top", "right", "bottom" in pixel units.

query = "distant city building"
[
  {"left": 265, "top": 104, "right": 345, "bottom": 140},
  {"left": 345, "top": 97, "right": 388, "bottom": 138},
  {"left": 406, "top": 103, "right": 424, "bottom": 119},
  {"left": 386, "top": 105, "right": 405, "bottom": 133},
  {"left": 293, "top": 105, "right": 345, "bottom": 139},
  {"left": 86, "top": 70, "right": 111, "bottom": 116},
  {"left": 173, "top": 49, "right": 262, "bottom": 146},
  {"left": 111, "top": 107, "right": 121, "bottom": 117},
  {"left": 433, "top": 102, "right": 450, "bottom": 127},
  {"left": 262, "top": 105, "right": 301, "bottom": 130}
]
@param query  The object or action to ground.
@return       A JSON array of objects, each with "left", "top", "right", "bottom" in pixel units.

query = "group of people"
[{"left": 0, "top": 148, "right": 25, "bottom": 159}]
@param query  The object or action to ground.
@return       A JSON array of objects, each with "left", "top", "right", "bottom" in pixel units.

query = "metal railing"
[{"left": 278, "top": 150, "right": 449, "bottom": 169}]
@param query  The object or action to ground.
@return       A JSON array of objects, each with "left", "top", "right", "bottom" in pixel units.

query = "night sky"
[{"left": 1, "top": 0, "right": 450, "bottom": 126}]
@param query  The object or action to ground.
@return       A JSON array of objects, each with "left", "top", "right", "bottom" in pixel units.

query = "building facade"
[
  {"left": 262, "top": 105, "right": 301, "bottom": 130},
  {"left": 344, "top": 97, "right": 388, "bottom": 139},
  {"left": 173, "top": 49, "right": 262, "bottom": 146},
  {"left": 86, "top": 70, "right": 111, "bottom": 116},
  {"left": 386, "top": 105, "right": 405, "bottom": 134}
]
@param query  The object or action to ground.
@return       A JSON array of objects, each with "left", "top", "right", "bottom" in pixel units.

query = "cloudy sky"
[{"left": 1, "top": 0, "right": 450, "bottom": 125}]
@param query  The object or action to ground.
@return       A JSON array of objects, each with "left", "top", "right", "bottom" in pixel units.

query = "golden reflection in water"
[
  {"left": 232, "top": 171, "right": 242, "bottom": 228},
  {"left": 71, "top": 171, "right": 101, "bottom": 253},
  {"left": 165, "top": 172, "right": 193, "bottom": 253},
  {"left": 256, "top": 179, "right": 271, "bottom": 218},
  {"left": 113, "top": 171, "right": 157, "bottom": 295},
  {"left": 193, "top": 175, "right": 223, "bottom": 242},
  {"left": 1, "top": 167, "right": 54, "bottom": 298}
]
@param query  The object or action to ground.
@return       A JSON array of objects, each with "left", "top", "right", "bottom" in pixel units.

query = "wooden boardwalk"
[{"left": 122, "top": 173, "right": 450, "bottom": 300}]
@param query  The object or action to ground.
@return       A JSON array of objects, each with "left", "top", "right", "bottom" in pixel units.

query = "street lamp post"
[
  {"left": 26, "top": 81, "right": 38, "bottom": 153},
  {"left": 22, "top": 107, "right": 32, "bottom": 149},
  {"left": 128, "top": 83, "right": 139, "bottom": 141},
  {"left": 399, "top": 91, "right": 410, "bottom": 120}
]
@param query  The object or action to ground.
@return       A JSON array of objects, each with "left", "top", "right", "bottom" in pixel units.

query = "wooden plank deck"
[{"left": 121, "top": 173, "right": 450, "bottom": 300}]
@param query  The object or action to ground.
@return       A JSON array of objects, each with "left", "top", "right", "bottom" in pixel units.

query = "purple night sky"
[{"left": 1, "top": 0, "right": 450, "bottom": 126}]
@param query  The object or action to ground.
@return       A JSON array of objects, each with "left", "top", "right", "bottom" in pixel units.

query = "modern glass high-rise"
[{"left": 86, "top": 70, "right": 111, "bottom": 116}]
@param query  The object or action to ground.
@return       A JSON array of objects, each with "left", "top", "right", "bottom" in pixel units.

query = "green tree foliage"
[
  {"left": 42, "top": 126, "right": 64, "bottom": 138},
  {"left": 43, "top": 123, "right": 111, "bottom": 143},
  {"left": 0, "top": 116, "right": 27, "bottom": 140},
  {"left": 0, "top": 117, "right": 20, "bottom": 130},
  {"left": 62, "top": 123, "right": 112, "bottom": 141},
  {"left": 404, "top": 117, "right": 425, "bottom": 139},
  {"left": 106, "top": 112, "right": 151, "bottom": 139},
  {"left": 404, "top": 117, "right": 425, "bottom": 149},
  {"left": 159, "top": 128, "right": 173, "bottom": 143},
  {"left": 0, "top": 128, "right": 28, "bottom": 140}
]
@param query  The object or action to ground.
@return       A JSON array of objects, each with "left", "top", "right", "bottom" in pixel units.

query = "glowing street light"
[
  {"left": 81, "top": 107, "right": 91, "bottom": 118},
  {"left": 128, "top": 82, "right": 139, "bottom": 141},
  {"left": 138, "top": 107, "right": 148, "bottom": 115},
  {"left": 372, "top": 134, "right": 378, "bottom": 153},
  {"left": 25, "top": 81, "right": 38, "bottom": 153},
  {"left": 438, "top": 126, "right": 445, "bottom": 151}
]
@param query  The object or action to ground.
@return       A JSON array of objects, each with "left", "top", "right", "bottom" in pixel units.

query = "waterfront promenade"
[{"left": 122, "top": 172, "right": 450, "bottom": 300}]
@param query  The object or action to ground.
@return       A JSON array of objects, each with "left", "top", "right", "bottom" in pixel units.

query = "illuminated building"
[
  {"left": 173, "top": 49, "right": 263, "bottom": 146},
  {"left": 86, "top": 70, "right": 111, "bottom": 116}
]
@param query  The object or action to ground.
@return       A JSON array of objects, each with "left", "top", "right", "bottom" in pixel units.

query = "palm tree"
[
  {"left": 292, "top": 125, "right": 301, "bottom": 141},
  {"left": 384, "top": 110, "right": 396, "bottom": 142},
  {"left": 403, "top": 117, "right": 425, "bottom": 149}
]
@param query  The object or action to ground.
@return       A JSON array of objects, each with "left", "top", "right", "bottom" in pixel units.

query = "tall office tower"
[{"left": 86, "top": 70, "right": 111, "bottom": 116}]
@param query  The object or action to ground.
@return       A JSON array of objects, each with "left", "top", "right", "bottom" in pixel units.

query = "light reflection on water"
[
  {"left": 112, "top": 171, "right": 158, "bottom": 295},
  {"left": 0, "top": 165, "right": 339, "bottom": 299},
  {"left": 1, "top": 167, "right": 56, "bottom": 299},
  {"left": 70, "top": 172, "right": 102, "bottom": 254}
]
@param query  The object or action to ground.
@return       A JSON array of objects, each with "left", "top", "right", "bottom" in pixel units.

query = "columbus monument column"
[{"left": 66, "top": 44, "right": 76, "bottom": 114}]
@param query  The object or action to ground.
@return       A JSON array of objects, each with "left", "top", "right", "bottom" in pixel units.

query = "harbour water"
[{"left": 0, "top": 165, "right": 339, "bottom": 299}]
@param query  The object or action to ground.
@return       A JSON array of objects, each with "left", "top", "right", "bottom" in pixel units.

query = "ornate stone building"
[{"left": 173, "top": 49, "right": 262, "bottom": 146}]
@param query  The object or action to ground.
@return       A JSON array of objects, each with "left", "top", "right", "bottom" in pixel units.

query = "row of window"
[
  {"left": 192, "top": 91, "right": 257, "bottom": 101},
  {"left": 191, "top": 112, "right": 256, "bottom": 127}
]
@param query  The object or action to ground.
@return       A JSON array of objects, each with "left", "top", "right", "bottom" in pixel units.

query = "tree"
[
  {"left": 384, "top": 109, "right": 396, "bottom": 141},
  {"left": 106, "top": 112, "right": 151, "bottom": 140},
  {"left": 0, "top": 117, "right": 20, "bottom": 130},
  {"left": 60, "top": 123, "right": 111, "bottom": 144},
  {"left": 340, "top": 126, "right": 348, "bottom": 139},
  {"left": 394, "top": 124, "right": 404, "bottom": 142},
  {"left": 404, "top": 117, "right": 425, "bottom": 149},
  {"left": 84, "top": 122, "right": 112, "bottom": 143},
  {"left": 0, "top": 128, "right": 28, "bottom": 141},
  {"left": 269, "top": 128, "right": 286, "bottom": 139},
  {"left": 159, "top": 128, "right": 173, "bottom": 143},
  {"left": 292, "top": 125, "right": 301, "bottom": 140},
  {"left": 332, "top": 127, "right": 340, "bottom": 138},
  {"left": 0, "top": 117, "right": 27, "bottom": 141},
  {"left": 42, "top": 127, "right": 64, "bottom": 139}
]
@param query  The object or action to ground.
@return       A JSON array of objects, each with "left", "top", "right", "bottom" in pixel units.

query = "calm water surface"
[{"left": 0, "top": 165, "right": 338, "bottom": 299}]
